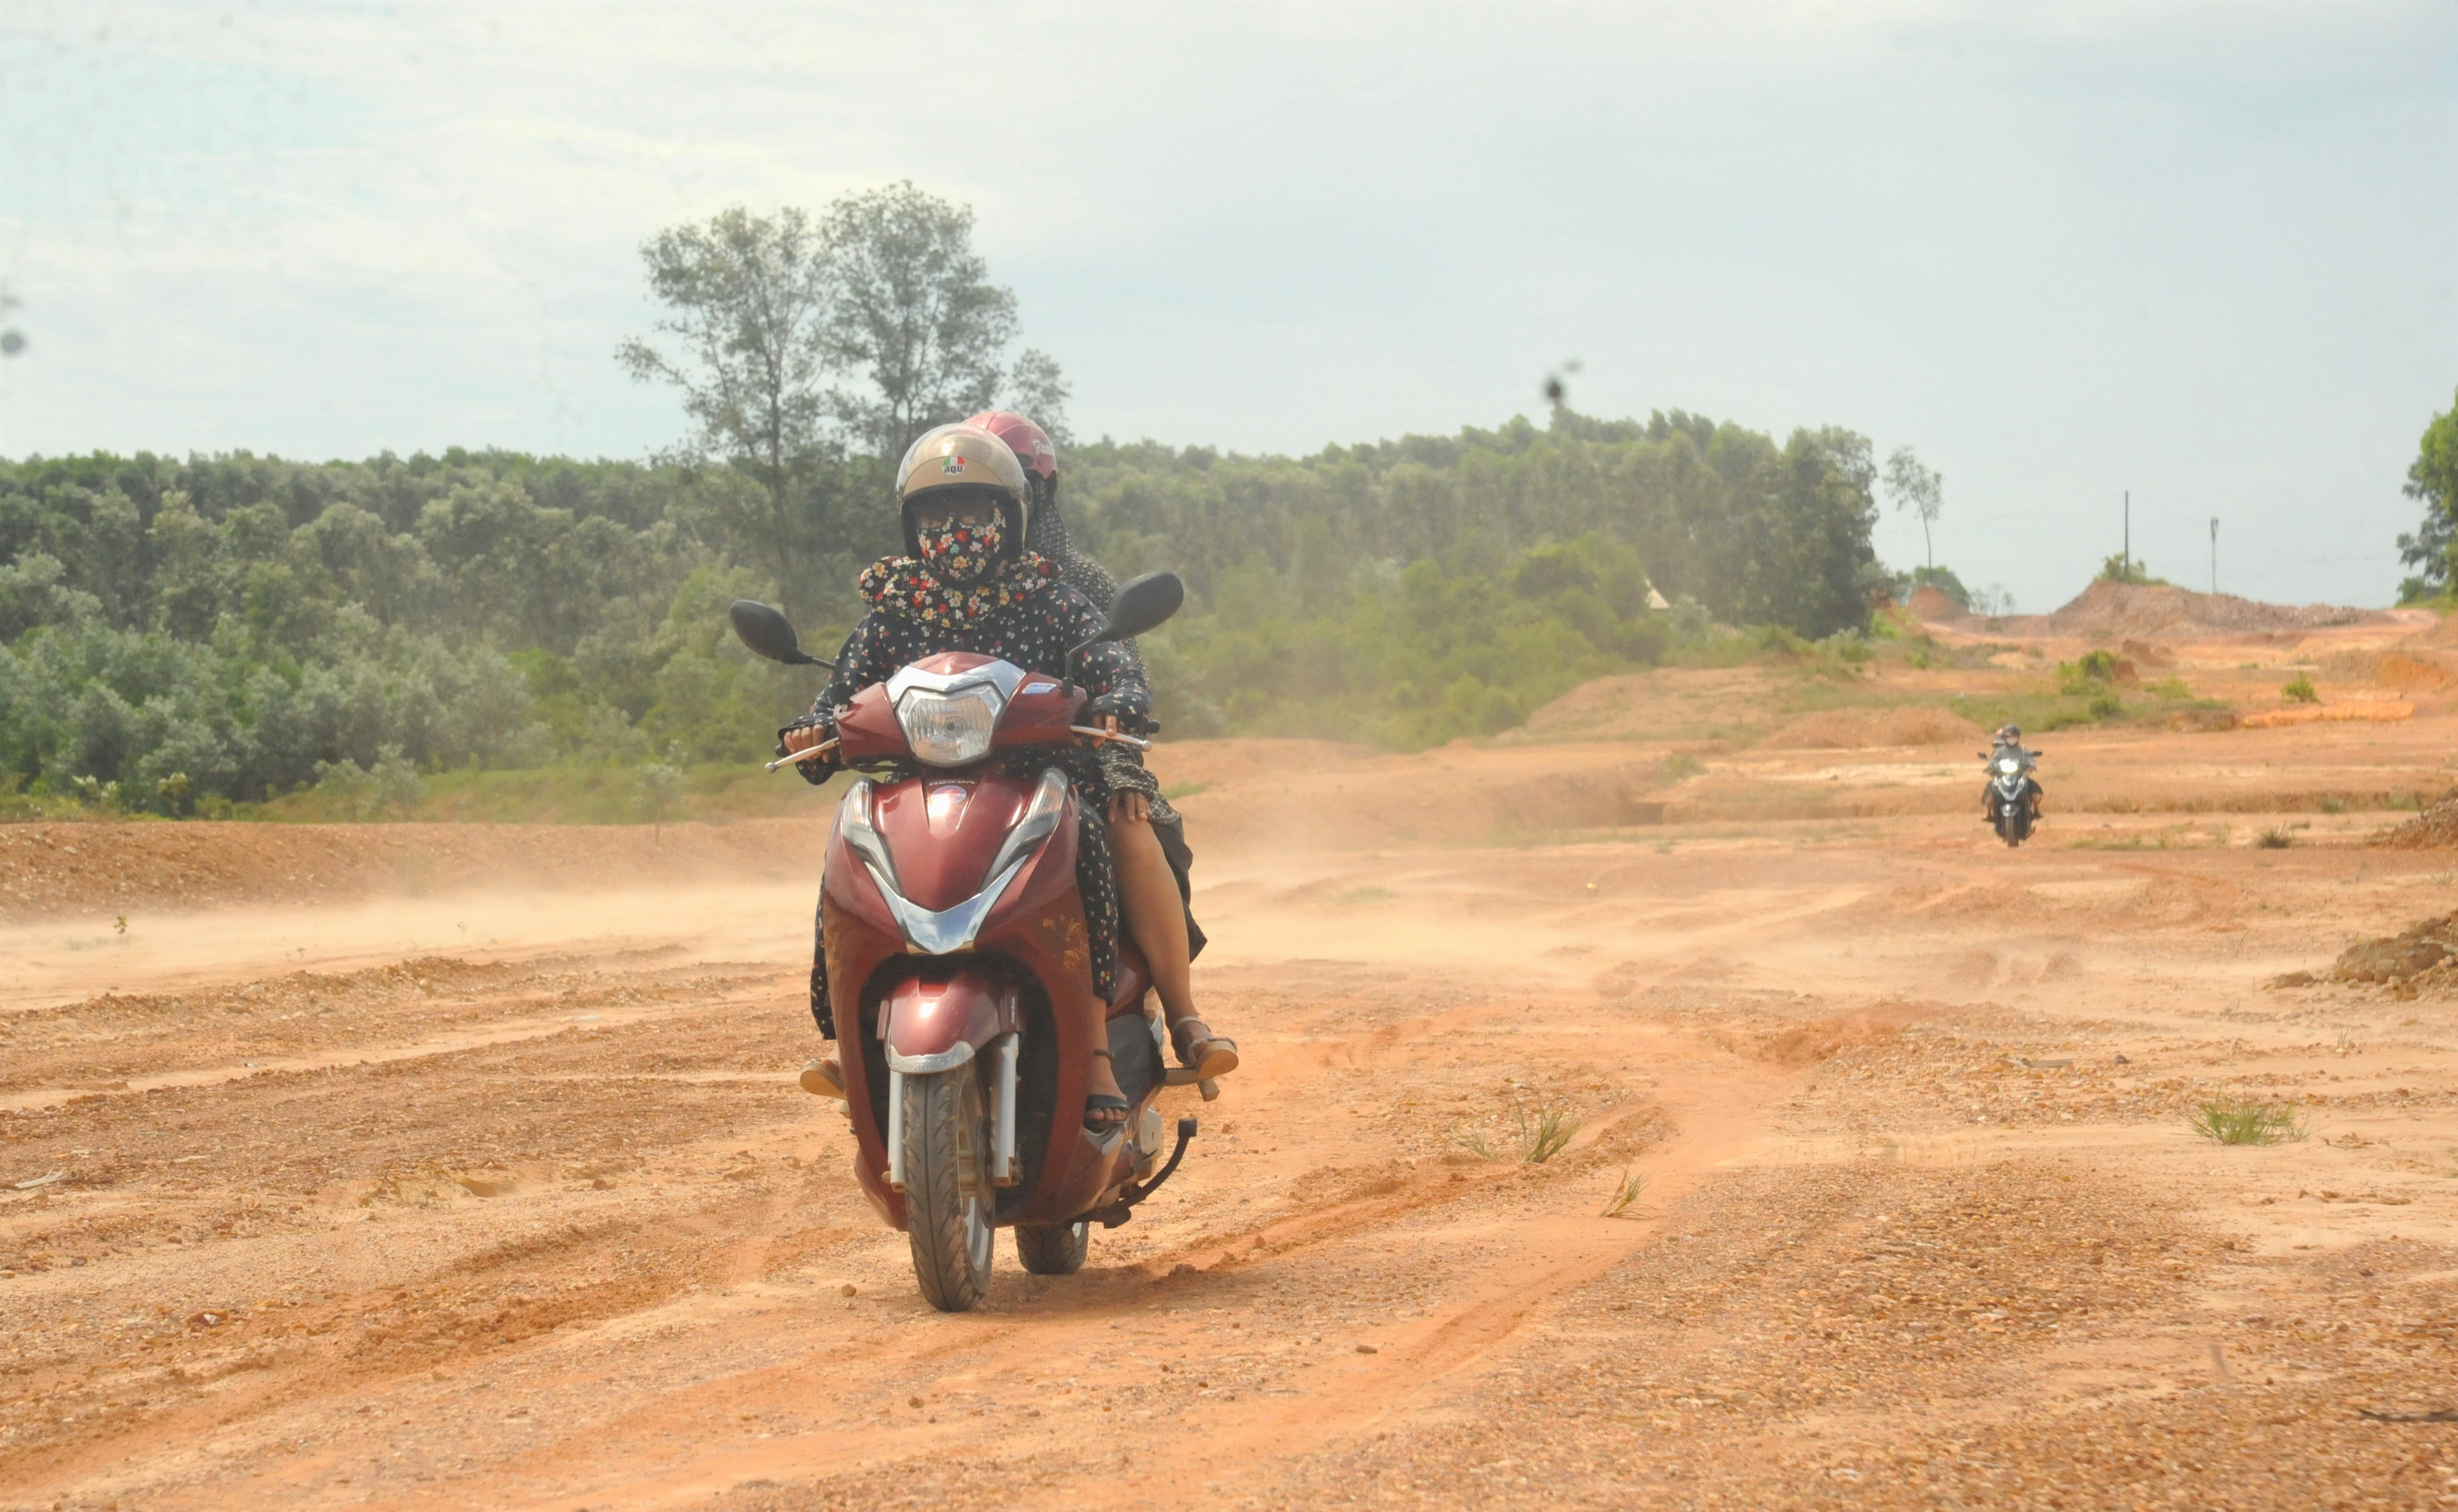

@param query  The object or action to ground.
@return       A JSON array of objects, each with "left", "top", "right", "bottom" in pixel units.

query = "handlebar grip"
[
  {"left": 764, "top": 737, "right": 840, "bottom": 773},
  {"left": 1069, "top": 725, "right": 1153, "bottom": 752}
]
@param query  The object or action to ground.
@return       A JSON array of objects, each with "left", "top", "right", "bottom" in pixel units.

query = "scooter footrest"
[{"left": 1162, "top": 1067, "right": 1223, "bottom": 1099}]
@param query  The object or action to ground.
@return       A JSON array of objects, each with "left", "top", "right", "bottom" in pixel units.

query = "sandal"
[
  {"left": 1169, "top": 1018, "right": 1239, "bottom": 1081},
  {"left": 1084, "top": 1048, "right": 1131, "bottom": 1134},
  {"left": 799, "top": 1057, "right": 846, "bottom": 1099}
]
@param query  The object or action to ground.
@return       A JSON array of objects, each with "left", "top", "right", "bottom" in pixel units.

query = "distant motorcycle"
[{"left": 1983, "top": 743, "right": 2043, "bottom": 847}]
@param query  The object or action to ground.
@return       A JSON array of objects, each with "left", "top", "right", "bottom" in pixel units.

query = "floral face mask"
[{"left": 916, "top": 514, "right": 1002, "bottom": 585}]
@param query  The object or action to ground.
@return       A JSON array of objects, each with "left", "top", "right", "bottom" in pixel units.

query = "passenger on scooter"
[
  {"left": 780, "top": 421, "right": 1235, "bottom": 1134},
  {"left": 964, "top": 407, "right": 1211, "bottom": 1038}
]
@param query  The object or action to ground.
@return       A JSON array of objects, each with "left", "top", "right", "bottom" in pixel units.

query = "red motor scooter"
[{"left": 729, "top": 574, "right": 1215, "bottom": 1312}]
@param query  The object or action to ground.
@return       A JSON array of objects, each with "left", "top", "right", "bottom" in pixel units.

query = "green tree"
[
  {"left": 2396, "top": 387, "right": 2458, "bottom": 603},
  {"left": 619, "top": 206, "right": 839, "bottom": 617},
  {"left": 1883, "top": 445, "right": 1943, "bottom": 571},
  {"left": 819, "top": 182, "right": 1022, "bottom": 461}
]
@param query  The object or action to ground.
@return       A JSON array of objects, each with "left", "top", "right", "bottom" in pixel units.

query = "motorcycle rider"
[
  {"left": 780, "top": 422, "right": 1235, "bottom": 1133},
  {"left": 1983, "top": 723, "right": 2043, "bottom": 823}
]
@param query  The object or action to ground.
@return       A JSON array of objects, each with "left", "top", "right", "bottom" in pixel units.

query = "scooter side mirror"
[
  {"left": 729, "top": 599, "right": 830, "bottom": 668},
  {"left": 1095, "top": 572, "right": 1185, "bottom": 644}
]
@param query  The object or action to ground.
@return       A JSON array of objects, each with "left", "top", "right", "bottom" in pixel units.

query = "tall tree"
[
  {"left": 1007, "top": 347, "right": 1074, "bottom": 446},
  {"left": 2396, "top": 387, "right": 2457, "bottom": 603},
  {"left": 819, "top": 182, "right": 1020, "bottom": 461},
  {"left": 1882, "top": 445, "right": 1943, "bottom": 571},
  {"left": 618, "top": 207, "right": 836, "bottom": 615}
]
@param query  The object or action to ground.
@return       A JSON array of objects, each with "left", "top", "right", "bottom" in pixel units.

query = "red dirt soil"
[{"left": 4, "top": 616, "right": 2457, "bottom": 1510}]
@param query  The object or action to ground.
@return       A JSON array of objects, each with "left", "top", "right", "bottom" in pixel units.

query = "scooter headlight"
[
  {"left": 896, "top": 685, "right": 1002, "bottom": 767},
  {"left": 1995, "top": 757, "right": 2021, "bottom": 775}
]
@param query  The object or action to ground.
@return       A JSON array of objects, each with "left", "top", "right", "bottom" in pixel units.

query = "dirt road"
[{"left": 6, "top": 700, "right": 2458, "bottom": 1507}]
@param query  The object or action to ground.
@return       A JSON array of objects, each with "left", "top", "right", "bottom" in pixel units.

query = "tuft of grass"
[
  {"left": 1659, "top": 750, "right": 1708, "bottom": 782},
  {"left": 1450, "top": 1128, "right": 1497, "bottom": 1161},
  {"left": 2186, "top": 1097, "right": 2308, "bottom": 1146},
  {"left": 1601, "top": 1169, "right": 1647, "bottom": 1218},
  {"left": 2317, "top": 794, "right": 2346, "bottom": 815},
  {"left": 1161, "top": 780, "right": 1212, "bottom": 801},
  {"left": 1332, "top": 886, "right": 1395, "bottom": 906},
  {"left": 2281, "top": 673, "right": 2319, "bottom": 705},
  {"left": 1516, "top": 1101, "right": 1584, "bottom": 1164},
  {"left": 2255, "top": 827, "right": 2293, "bottom": 849}
]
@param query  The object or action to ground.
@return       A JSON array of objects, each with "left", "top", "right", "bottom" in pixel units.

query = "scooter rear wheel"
[
  {"left": 1014, "top": 1220, "right": 1089, "bottom": 1275},
  {"left": 900, "top": 1064, "right": 996, "bottom": 1312}
]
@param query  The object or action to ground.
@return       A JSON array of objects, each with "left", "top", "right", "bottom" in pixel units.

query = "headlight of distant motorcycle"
[
  {"left": 1995, "top": 757, "right": 2020, "bottom": 775},
  {"left": 896, "top": 685, "right": 1002, "bottom": 767}
]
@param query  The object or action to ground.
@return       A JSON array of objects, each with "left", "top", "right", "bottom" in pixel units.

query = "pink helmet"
[{"left": 965, "top": 410, "right": 1058, "bottom": 482}]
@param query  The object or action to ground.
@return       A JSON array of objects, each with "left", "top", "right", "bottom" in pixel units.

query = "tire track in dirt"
[{"left": 554, "top": 1041, "right": 1787, "bottom": 1512}]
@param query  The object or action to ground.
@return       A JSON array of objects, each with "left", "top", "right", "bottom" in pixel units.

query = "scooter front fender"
[{"left": 878, "top": 970, "right": 1022, "bottom": 1072}]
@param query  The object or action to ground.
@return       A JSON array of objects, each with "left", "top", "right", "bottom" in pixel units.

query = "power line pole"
[
  {"left": 2209, "top": 517, "right": 2218, "bottom": 596},
  {"left": 2122, "top": 490, "right": 2131, "bottom": 579}
]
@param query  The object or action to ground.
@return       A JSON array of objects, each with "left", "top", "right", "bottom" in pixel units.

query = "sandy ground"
[{"left": 6, "top": 628, "right": 2458, "bottom": 1509}]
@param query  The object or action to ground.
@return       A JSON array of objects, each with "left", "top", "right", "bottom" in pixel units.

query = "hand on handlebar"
[
  {"left": 773, "top": 721, "right": 839, "bottom": 781},
  {"left": 1082, "top": 693, "right": 1155, "bottom": 736}
]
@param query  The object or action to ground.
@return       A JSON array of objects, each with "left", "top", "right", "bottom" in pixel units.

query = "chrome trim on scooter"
[
  {"left": 876, "top": 853, "right": 1034, "bottom": 955},
  {"left": 884, "top": 659, "right": 1029, "bottom": 706},
  {"left": 885, "top": 1042, "right": 977, "bottom": 1075},
  {"left": 838, "top": 780, "right": 901, "bottom": 896},
  {"left": 991, "top": 1032, "right": 1020, "bottom": 1187},
  {"left": 980, "top": 769, "right": 1068, "bottom": 888},
  {"left": 841, "top": 772, "right": 1062, "bottom": 956}
]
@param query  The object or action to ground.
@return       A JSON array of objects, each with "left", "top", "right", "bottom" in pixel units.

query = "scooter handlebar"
[
  {"left": 1070, "top": 725, "right": 1152, "bottom": 752},
  {"left": 764, "top": 737, "right": 840, "bottom": 773}
]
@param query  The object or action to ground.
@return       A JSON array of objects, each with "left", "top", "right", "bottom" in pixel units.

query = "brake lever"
[
  {"left": 763, "top": 737, "right": 840, "bottom": 773},
  {"left": 1069, "top": 725, "right": 1152, "bottom": 752}
]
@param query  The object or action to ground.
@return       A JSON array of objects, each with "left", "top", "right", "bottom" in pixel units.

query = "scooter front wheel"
[{"left": 900, "top": 1064, "right": 996, "bottom": 1312}]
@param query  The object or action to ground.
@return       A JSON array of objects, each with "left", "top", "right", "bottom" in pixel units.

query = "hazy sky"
[{"left": 2, "top": 1, "right": 2452, "bottom": 610}]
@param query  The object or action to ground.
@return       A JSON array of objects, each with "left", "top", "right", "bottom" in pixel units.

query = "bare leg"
[
  {"left": 1085, "top": 990, "right": 1126, "bottom": 1131},
  {"left": 1109, "top": 796, "right": 1195, "bottom": 1022},
  {"left": 1110, "top": 792, "right": 1236, "bottom": 1077}
]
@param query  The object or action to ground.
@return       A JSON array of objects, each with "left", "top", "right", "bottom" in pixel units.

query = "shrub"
[
  {"left": 2186, "top": 1097, "right": 2306, "bottom": 1145},
  {"left": 1660, "top": 751, "right": 1707, "bottom": 782},
  {"left": 2281, "top": 673, "right": 2319, "bottom": 704},
  {"left": 1601, "top": 1169, "right": 1647, "bottom": 1218},
  {"left": 1516, "top": 1101, "right": 1584, "bottom": 1164}
]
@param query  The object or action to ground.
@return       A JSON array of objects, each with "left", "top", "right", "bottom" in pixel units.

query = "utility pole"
[
  {"left": 2209, "top": 517, "right": 2218, "bottom": 596},
  {"left": 2123, "top": 490, "right": 2131, "bottom": 579}
]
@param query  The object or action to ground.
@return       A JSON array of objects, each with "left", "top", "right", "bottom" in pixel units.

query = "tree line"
[{"left": 0, "top": 186, "right": 1919, "bottom": 816}]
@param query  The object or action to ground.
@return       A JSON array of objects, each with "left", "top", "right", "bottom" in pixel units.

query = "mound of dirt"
[
  {"left": 2374, "top": 791, "right": 2458, "bottom": 849},
  {"left": 2329, "top": 913, "right": 2458, "bottom": 984},
  {"left": 1905, "top": 586, "right": 1968, "bottom": 622},
  {"left": 0, "top": 819, "right": 825, "bottom": 919},
  {"left": 2312, "top": 648, "right": 2457, "bottom": 690},
  {"left": 1760, "top": 707, "right": 1987, "bottom": 750},
  {"left": 1757, "top": 1014, "right": 1905, "bottom": 1065},
  {"left": 1915, "top": 579, "right": 2393, "bottom": 642}
]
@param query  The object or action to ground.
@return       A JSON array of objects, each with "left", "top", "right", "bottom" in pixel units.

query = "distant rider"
[
  {"left": 780, "top": 421, "right": 1235, "bottom": 1133},
  {"left": 1983, "top": 723, "right": 2044, "bottom": 823}
]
